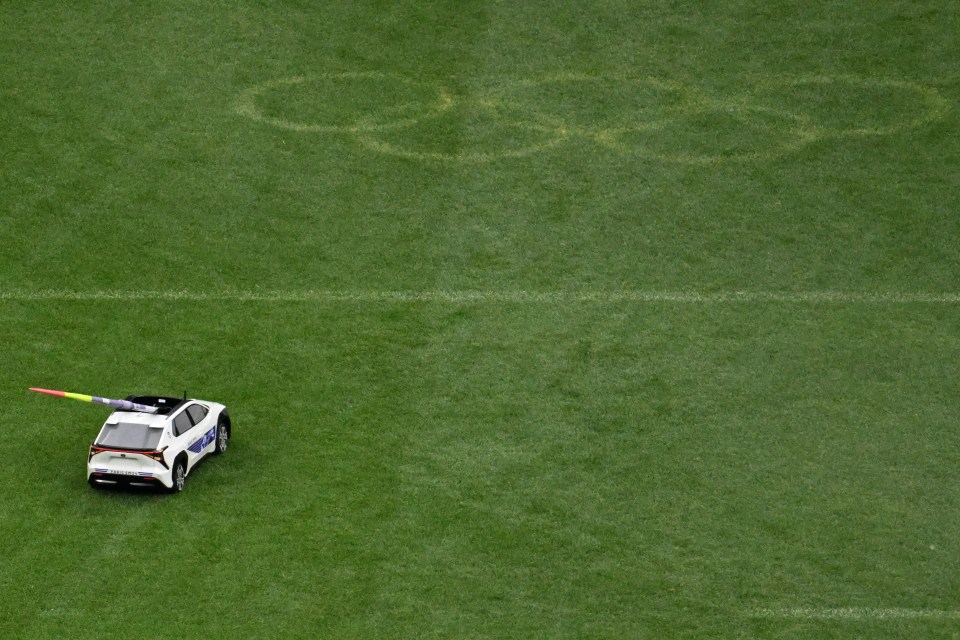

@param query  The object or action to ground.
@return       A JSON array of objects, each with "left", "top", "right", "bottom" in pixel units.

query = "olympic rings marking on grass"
[
  {"left": 605, "top": 103, "right": 822, "bottom": 165},
  {"left": 234, "top": 72, "right": 453, "bottom": 133},
  {"left": 354, "top": 128, "right": 570, "bottom": 163},
  {"left": 352, "top": 98, "right": 572, "bottom": 163},
  {"left": 234, "top": 73, "right": 951, "bottom": 163},
  {"left": 486, "top": 73, "right": 708, "bottom": 137},
  {"left": 752, "top": 75, "right": 952, "bottom": 137}
]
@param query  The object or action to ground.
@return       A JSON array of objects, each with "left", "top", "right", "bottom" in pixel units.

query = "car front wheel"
[{"left": 214, "top": 420, "right": 229, "bottom": 454}]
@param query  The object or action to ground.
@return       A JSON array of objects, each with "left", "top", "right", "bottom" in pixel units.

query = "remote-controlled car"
[{"left": 30, "top": 388, "right": 231, "bottom": 493}]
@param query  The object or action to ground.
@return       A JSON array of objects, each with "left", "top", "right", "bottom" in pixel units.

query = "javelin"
[{"left": 29, "top": 387, "right": 159, "bottom": 414}]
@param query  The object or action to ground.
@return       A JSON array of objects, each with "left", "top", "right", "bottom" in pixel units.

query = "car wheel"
[
  {"left": 170, "top": 459, "right": 186, "bottom": 493},
  {"left": 88, "top": 476, "right": 104, "bottom": 490},
  {"left": 214, "top": 419, "right": 229, "bottom": 454}
]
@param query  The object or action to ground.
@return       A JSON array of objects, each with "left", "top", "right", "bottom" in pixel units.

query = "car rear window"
[
  {"left": 173, "top": 412, "right": 192, "bottom": 436},
  {"left": 97, "top": 423, "right": 162, "bottom": 450}
]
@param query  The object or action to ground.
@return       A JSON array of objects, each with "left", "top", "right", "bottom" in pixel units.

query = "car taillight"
[
  {"left": 88, "top": 444, "right": 105, "bottom": 461},
  {"left": 145, "top": 447, "right": 169, "bottom": 468}
]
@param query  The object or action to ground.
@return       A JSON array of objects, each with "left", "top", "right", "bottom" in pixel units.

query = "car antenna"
[{"left": 183, "top": 390, "right": 187, "bottom": 401}]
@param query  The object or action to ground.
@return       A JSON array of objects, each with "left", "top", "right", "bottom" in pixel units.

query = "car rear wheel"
[{"left": 169, "top": 459, "right": 186, "bottom": 493}]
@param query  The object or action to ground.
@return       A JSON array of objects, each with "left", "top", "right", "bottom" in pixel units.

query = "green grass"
[{"left": 1, "top": 1, "right": 959, "bottom": 638}]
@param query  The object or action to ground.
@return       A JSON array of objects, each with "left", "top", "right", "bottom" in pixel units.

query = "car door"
[
  {"left": 170, "top": 408, "right": 200, "bottom": 470},
  {"left": 183, "top": 403, "right": 215, "bottom": 466}
]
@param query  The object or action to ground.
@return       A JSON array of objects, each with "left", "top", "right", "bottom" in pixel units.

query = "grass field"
[{"left": 2, "top": 1, "right": 959, "bottom": 638}]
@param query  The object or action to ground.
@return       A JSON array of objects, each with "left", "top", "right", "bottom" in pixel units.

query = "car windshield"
[{"left": 97, "top": 422, "right": 162, "bottom": 450}]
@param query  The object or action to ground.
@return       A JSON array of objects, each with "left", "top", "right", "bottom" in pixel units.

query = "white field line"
[
  {"left": 1, "top": 289, "right": 960, "bottom": 304},
  {"left": 750, "top": 607, "right": 960, "bottom": 621}
]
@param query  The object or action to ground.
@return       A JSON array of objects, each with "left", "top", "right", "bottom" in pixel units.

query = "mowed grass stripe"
[
  {"left": 2, "top": 289, "right": 960, "bottom": 303},
  {"left": 750, "top": 607, "right": 960, "bottom": 620}
]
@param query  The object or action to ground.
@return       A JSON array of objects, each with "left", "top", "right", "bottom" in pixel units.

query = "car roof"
[
  {"left": 123, "top": 395, "right": 188, "bottom": 415},
  {"left": 106, "top": 409, "right": 168, "bottom": 428}
]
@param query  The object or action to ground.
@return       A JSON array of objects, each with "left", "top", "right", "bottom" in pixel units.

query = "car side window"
[
  {"left": 186, "top": 404, "right": 208, "bottom": 425},
  {"left": 173, "top": 411, "right": 193, "bottom": 437}
]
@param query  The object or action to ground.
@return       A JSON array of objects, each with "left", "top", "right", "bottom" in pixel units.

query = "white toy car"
[
  {"left": 87, "top": 395, "right": 231, "bottom": 492},
  {"left": 29, "top": 387, "right": 231, "bottom": 493}
]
